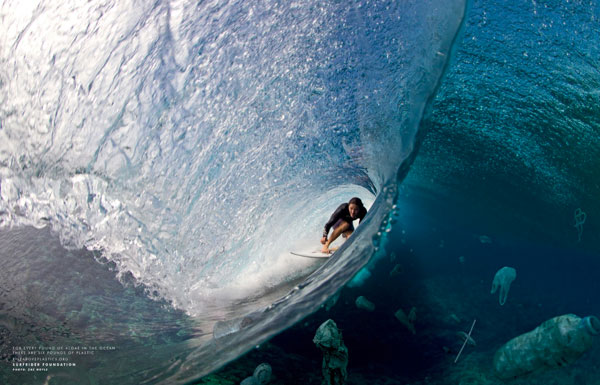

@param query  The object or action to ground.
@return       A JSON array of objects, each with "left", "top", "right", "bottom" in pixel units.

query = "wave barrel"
[{"left": 493, "top": 314, "right": 599, "bottom": 380}]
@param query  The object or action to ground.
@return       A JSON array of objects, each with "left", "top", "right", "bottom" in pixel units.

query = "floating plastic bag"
[{"left": 491, "top": 266, "right": 516, "bottom": 305}]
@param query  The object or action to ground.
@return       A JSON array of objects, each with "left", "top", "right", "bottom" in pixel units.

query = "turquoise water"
[{"left": 1, "top": 0, "right": 599, "bottom": 384}]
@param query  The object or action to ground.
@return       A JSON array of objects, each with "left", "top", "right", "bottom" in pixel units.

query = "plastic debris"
[
  {"left": 394, "top": 307, "right": 417, "bottom": 334},
  {"left": 457, "top": 331, "right": 476, "bottom": 347},
  {"left": 213, "top": 315, "right": 254, "bottom": 339},
  {"left": 448, "top": 313, "right": 461, "bottom": 324},
  {"left": 479, "top": 235, "right": 492, "bottom": 243},
  {"left": 389, "top": 264, "right": 403, "bottom": 277},
  {"left": 574, "top": 208, "right": 586, "bottom": 242},
  {"left": 454, "top": 319, "right": 476, "bottom": 363},
  {"left": 240, "top": 363, "right": 272, "bottom": 385},
  {"left": 347, "top": 268, "right": 371, "bottom": 288},
  {"left": 313, "top": 319, "right": 348, "bottom": 385},
  {"left": 355, "top": 296, "right": 375, "bottom": 312},
  {"left": 324, "top": 291, "right": 341, "bottom": 312},
  {"left": 491, "top": 266, "right": 516, "bottom": 306},
  {"left": 213, "top": 318, "right": 242, "bottom": 339},
  {"left": 493, "top": 314, "right": 599, "bottom": 379},
  {"left": 253, "top": 363, "right": 272, "bottom": 384},
  {"left": 240, "top": 377, "right": 258, "bottom": 385}
]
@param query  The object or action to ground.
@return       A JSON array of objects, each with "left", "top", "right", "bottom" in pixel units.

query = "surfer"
[{"left": 321, "top": 197, "right": 367, "bottom": 253}]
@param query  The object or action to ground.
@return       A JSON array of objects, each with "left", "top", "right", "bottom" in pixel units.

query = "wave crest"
[{"left": 0, "top": 0, "right": 466, "bottom": 318}]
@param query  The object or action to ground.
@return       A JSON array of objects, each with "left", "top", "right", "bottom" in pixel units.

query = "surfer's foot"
[{"left": 321, "top": 244, "right": 331, "bottom": 254}]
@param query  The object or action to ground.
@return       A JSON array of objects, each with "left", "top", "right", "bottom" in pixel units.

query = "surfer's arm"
[
  {"left": 321, "top": 235, "right": 327, "bottom": 245},
  {"left": 322, "top": 204, "right": 346, "bottom": 238}
]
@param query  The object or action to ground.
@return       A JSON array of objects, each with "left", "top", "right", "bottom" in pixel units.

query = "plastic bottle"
[
  {"left": 313, "top": 319, "right": 348, "bottom": 385},
  {"left": 493, "top": 314, "right": 600, "bottom": 379}
]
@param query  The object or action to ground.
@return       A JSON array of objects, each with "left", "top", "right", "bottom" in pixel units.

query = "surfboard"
[
  {"left": 290, "top": 251, "right": 332, "bottom": 259},
  {"left": 290, "top": 247, "right": 337, "bottom": 259}
]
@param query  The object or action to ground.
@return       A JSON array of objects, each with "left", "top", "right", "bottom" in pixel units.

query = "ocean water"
[{"left": 1, "top": 0, "right": 599, "bottom": 385}]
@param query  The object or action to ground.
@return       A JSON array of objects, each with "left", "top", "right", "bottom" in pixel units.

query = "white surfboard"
[
  {"left": 290, "top": 247, "right": 337, "bottom": 259},
  {"left": 290, "top": 251, "right": 332, "bottom": 259}
]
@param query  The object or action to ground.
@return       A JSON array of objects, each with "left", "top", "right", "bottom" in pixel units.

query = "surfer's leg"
[
  {"left": 330, "top": 220, "right": 350, "bottom": 243},
  {"left": 341, "top": 222, "right": 355, "bottom": 239},
  {"left": 322, "top": 220, "right": 351, "bottom": 253}
]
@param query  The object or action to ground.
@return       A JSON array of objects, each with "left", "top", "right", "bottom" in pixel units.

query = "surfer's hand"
[{"left": 320, "top": 236, "right": 327, "bottom": 245}]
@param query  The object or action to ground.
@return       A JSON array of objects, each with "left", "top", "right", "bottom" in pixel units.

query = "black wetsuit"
[{"left": 322, "top": 203, "right": 367, "bottom": 238}]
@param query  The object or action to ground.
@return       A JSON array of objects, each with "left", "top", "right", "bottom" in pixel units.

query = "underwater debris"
[
  {"left": 448, "top": 313, "right": 461, "bottom": 324},
  {"left": 323, "top": 291, "right": 341, "bottom": 312},
  {"left": 394, "top": 307, "right": 417, "bottom": 334},
  {"left": 355, "top": 296, "right": 375, "bottom": 312},
  {"left": 254, "top": 363, "right": 272, "bottom": 384},
  {"left": 213, "top": 318, "right": 243, "bottom": 339},
  {"left": 574, "top": 208, "right": 586, "bottom": 242},
  {"left": 458, "top": 255, "right": 466, "bottom": 264},
  {"left": 347, "top": 268, "right": 371, "bottom": 288},
  {"left": 493, "top": 314, "right": 599, "bottom": 379},
  {"left": 240, "top": 376, "right": 257, "bottom": 385},
  {"left": 455, "top": 319, "right": 476, "bottom": 363},
  {"left": 240, "top": 363, "right": 272, "bottom": 385},
  {"left": 491, "top": 266, "right": 517, "bottom": 306},
  {"left": 313, "top": 319, "right": 348, "bottom": 385},
  {"left": 212, "top": 313, "right": 256, "bottom": 340},
  {"left": 389, "top": 264, "right": 404, "bottom": 277},
  {"left": 479, "top": 235, "right": 492, "bottom": 244},
  {"left": 457, "top": 331, "right": 476, "bottom": 347}
]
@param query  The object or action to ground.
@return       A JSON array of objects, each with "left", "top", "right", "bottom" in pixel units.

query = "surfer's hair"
[{"left": 349, "top": 197, "right": 363, "bottom": 207}]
